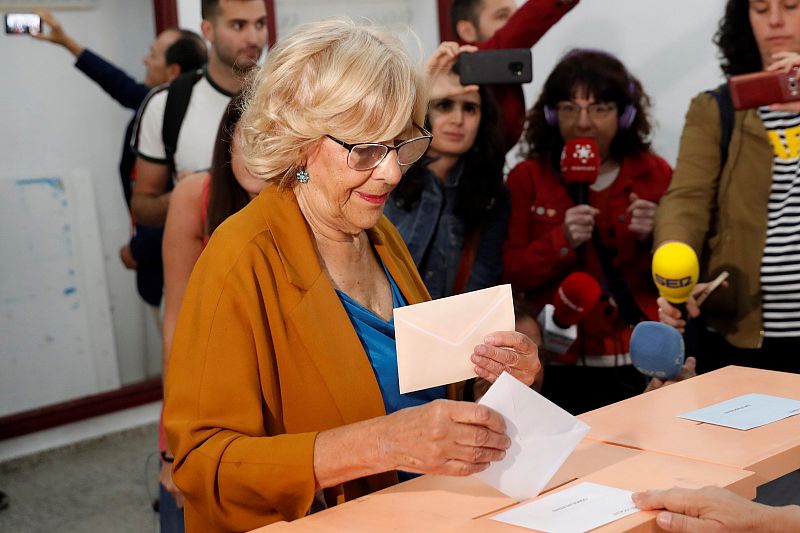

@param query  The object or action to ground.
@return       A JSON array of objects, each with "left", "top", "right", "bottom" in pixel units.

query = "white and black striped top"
[{"left": 758, "top": 107, "right": 800, "bottom": 338}]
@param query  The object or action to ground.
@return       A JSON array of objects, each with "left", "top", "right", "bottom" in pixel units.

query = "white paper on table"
[
  {"left": 474, "top": 371, "right": 590, "bottom": 500},
  {"left": 678, "top": 393, "right": 800, "bottom": 430},
  {"left": 394, "top": 284, "right": 514, "bottom": 393},
  {"left": 491, "top": 482, "right": 637, "bottom": 533}
]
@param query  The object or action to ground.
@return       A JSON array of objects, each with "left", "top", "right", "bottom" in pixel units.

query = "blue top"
[
  {"left": 336, "top": 265, "right": 446, "bottom": 415},
  {"left": 384, "top": 161, "right": 509, "bottom": 300}
]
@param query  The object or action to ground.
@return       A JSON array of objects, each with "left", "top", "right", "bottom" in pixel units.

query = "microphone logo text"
[{"left": 653, "top": 274, "right": 694, "bottom": 288}]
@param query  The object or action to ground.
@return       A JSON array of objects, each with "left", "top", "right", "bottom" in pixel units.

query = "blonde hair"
[{"left": 239, "top": 19, "right": 428, "bottom": 187}]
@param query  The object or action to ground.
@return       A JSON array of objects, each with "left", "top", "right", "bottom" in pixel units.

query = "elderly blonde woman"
[{"left": 163, "top": 19, "right": 539, "bottom": 532}]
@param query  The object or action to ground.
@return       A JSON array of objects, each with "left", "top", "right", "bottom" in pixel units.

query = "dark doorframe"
[{"left": 437, "top": 0, "right": 454, "bottom": 42}]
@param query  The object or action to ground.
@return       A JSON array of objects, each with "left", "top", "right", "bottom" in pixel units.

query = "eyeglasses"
[
  {"left": 326, "top": 123, "right": 433, "bottom": 171},
  {"left": 556, "top": 101, "right": 617, "bottom": 121}
]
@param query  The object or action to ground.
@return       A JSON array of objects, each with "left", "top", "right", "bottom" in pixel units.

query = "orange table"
[
  {"left": 254, "top": 446, "right": 756, "bottom": 532},
  {"left": 579, "top": 366, "right": 800, "bottom": 483},
  {"left": 253, "top": 366, "right": 799, "bottom": 532}
]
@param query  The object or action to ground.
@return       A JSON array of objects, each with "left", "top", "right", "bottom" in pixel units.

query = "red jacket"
[
  {"left": 503, "top": 153, "right": 672, "bottom": 362},
  {"left": 474, "top": 0, "right": 579, "bottom": 151}
]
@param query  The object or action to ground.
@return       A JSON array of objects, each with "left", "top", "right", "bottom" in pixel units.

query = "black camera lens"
[{"left": 509, "top": 62, "right": 524, "bottom": 77}]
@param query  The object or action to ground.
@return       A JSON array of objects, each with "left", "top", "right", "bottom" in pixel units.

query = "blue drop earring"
[{"left": 296, "top": 168, "right": 310, "bottom": 184}]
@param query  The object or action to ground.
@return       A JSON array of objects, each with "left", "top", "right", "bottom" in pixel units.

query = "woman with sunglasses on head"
[
  {"left": 162, "top": 21, "right": 540, "bottom": 532},
  {"left": 502, "top": 49, "right": 673, "bottom": 415},
  {"left": 385, "top": 42, "right": 509, "bottom": 300}
]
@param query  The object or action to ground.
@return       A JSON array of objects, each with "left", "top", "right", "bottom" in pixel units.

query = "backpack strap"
[
  {"left": 706, "top": 83, "right": 735, "bottom": 170},
  {"left": 162, "top": 68, "right": 203, "bottom": 184}
]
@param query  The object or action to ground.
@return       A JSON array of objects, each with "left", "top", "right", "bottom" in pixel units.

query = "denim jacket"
[{"left": 384, "top": 163, "right": 509, "bottom": 300}]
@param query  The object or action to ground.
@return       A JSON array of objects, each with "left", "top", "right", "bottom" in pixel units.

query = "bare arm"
[
  {"left": 132, "top": 158, "right": 171, "bottom": 226},
  {"left": 162, "top": 173, "right": 207, "bottom": 381}
]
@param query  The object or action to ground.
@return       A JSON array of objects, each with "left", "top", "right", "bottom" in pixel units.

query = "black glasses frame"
[{"left": 326, "top": 122, "right": 433, "bottom": 171}]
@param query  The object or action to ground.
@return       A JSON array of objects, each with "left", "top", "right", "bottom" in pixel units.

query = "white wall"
[{"left": 0, "top": 0, "right": 161, "bottom": 396}]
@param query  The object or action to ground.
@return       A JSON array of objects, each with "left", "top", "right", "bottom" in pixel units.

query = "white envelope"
[
  {"left": 475, "top": 372, "right": 590, "bottom": 500},
  {"left": 394, "top": 284, "right": 515, "bottom": 394}
]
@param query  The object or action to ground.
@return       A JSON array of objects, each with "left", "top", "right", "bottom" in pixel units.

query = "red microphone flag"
[
  {"left": 560, "top": 137, "right": 600, "bottom": 185},
  {"left": 552, "top": 272, "right": 602, "bottom": 328}
]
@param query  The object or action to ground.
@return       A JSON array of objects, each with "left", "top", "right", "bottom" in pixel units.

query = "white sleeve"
[{"left": 133, "top": 88, "right": 168, "bottom": 163}]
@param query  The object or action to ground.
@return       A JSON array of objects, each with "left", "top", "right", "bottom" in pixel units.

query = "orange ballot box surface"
[
  {"left": 579, "top": 365, "right": 800, "bottom": 483},
  {"left": 253, "top": 443, "right": 756, "bottom": 533}
]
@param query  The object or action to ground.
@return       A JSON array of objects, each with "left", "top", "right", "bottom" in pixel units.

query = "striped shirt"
[{"left": 758, "top": 107, "right": 800, "bottom": 337}]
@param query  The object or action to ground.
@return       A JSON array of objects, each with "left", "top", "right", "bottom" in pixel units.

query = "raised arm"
[
  {"left": 477, "top": 0, "right": 579, "bottom": 52},
  {"left": 33, "top": 9, "right": 149, "bottom": 110}
]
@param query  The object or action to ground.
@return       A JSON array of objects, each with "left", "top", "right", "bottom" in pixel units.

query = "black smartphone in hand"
[
  {"left": 453, "top": 49, "right": 533, "bottom": 85},
  {"left": 5, "top": 13, "right": 41, "bottom": 35}
]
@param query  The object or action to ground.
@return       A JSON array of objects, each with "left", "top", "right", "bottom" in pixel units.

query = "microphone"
[
  {"left": 630, "top": 321, "right": 685, "bottom": 380},
  {"left": 537, "top": 272, "right": 602, "bottom": 354},
  {"left": 561, "top": 137, "right": 600, "bottom": 205},
  {"left": 652, "top": 242, "right": 699, "bottom": 319}
]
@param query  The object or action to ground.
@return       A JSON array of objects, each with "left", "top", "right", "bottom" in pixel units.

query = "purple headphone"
[{"left": 543, "top": 49, "right": 638, "bottom": 130}]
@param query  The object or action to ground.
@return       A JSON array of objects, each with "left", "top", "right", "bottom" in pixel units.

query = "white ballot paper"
[
  {"left": 491, "top": 482, "right": 637, "bottom": 533},
  {"left": 395, "top": 284, "right": 515, "bottom": 393},
  {"left": 678, "top": 393, "right": 800, "bottom": 430},
  {"left": 474, "top": 372, "right": 590, "bottom": 500}
]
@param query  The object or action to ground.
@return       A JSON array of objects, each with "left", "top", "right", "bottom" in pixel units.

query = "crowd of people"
[{"left": 21, "top": 0, "right": 800, "bottom": 531}]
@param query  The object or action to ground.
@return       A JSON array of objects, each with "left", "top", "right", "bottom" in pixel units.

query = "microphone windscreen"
[
  {"left": 630, "top": 321, "right": 685, "bottom": 380},
  {"left": 560, "top": 137, "right": 600, "bottom": 185},
  {"left": 652, "top": 242, "right": 699, "bottom": 304},
  {"left": 552, "top": 272, "right": 602, "bottom": 328}
]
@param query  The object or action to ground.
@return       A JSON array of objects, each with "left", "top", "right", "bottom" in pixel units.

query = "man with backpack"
[{"left": 132, "top": 0, "right": 268, "bottom": 226}]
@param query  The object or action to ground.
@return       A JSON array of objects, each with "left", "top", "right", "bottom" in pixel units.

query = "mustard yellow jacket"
[
  {"left": 655, "top": 92, "right": 773, "bottom": 349},
  {"left": 164, "top": 186, "right": 450, "bottom": 532}
]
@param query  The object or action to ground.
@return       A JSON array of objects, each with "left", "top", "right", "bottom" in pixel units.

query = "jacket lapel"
[{"left": 259, "top": 186, "right": 387, "bottom": 425}]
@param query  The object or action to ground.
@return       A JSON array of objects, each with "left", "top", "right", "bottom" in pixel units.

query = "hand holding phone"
[
  {"left": 426, "top": 42, "right": 480, "bottom": 102},
  {"left": 5, "top": 13, "right": 41, "bottom": 35}
]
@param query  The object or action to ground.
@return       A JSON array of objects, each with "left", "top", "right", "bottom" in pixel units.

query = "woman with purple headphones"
[{"left": 502, "top": 49, "right": 673, "bottom": 414}]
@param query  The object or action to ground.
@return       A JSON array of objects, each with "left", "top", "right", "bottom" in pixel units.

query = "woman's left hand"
[
  {"left": 628, "top": 193, "right": 658, "bottom": 241},
  {"left": 767, "top": 52, "right": 800, "bottom": 112},
  {"left": 426, "top": 41, "right": 479, "bottom": 102},
  {"left": 471, "top": 331, "right": 541, "bottom": 386}
]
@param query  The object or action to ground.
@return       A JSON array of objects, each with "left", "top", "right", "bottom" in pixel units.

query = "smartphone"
[
  {"left": 728, "top": 69, "right": 800, "bottom": 109},
  {"left": 5, "top": 13, "right": 41, "bottom": 35},
  {"left": 453, "top": 49, "right": 532, "bottom": 86}
]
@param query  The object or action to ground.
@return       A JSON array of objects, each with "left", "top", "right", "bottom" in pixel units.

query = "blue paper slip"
[{"left": 678, "top": 393, "right": 800, "bottom": 430}]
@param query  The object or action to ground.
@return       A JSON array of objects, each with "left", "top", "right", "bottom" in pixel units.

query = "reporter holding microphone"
[
  {"left": 502, "top": 49, "right": 672, "bottom": 414},
  {"left": 655, "top": 0, "right": 800, "bottom": 376}
]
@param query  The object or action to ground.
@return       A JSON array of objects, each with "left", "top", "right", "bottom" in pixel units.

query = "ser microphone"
[
  {"left": 630, "top": 321, "right": 685, "bottom": 380},
  {"left": 652, "top": 242, "right": 699, "bottom": 320},
  {"left": 537, "top": 272, "right": 602, "bottom": 354},
  {"left": 561, "top": 137, "right": 600, "bottom": 205}
]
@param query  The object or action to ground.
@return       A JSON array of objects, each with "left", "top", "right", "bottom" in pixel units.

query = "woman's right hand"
[
  {"left": 563, "top": 204, "right": 599, "bottom": 249},
  {"left": 159, "top": 460, "right": 184, "bottom": 509},
  {"left": 377, "top": 399, "right": 510, "bottom": 476},
  {"left": 657, "top": 286, "right": 704, "bottom": 332}
]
